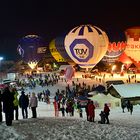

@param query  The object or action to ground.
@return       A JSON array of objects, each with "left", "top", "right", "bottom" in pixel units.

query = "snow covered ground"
[{"left": 1, "top": 76, "right": 140, "bottom": 140}]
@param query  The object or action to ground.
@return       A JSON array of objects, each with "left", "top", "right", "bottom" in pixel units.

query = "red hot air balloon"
[
  {"left": 118, "top": 52, "right": 133, "bottom": 69},
  {"left": 102, "top": 28, "right": 127, "bottom": 64},
  {"left": 125, "top": 26, "right": 140, "bottom": 69}
]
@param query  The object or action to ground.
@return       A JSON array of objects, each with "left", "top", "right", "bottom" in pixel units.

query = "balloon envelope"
[
  {"left": 49, "top": 39, "right": 66, "bottom": 62},
  {"left": 64, "top": 25, "right": 109, "bottom": 69},
  {"left": 125, "top": 27, "right": 140, "bottom": 62},
  {"left": 18, "top": 35, "right": 46, "bottom": 69},
  {"left": 102, "top": 28, "right": 126, "bottom": 64},
  {"left": 55, "top": 36, "right": 75, "bottom": 65},
  {"left": 118, "top": 52, "right": 133, "bottom": 69},
  {"left": 102, "top": 42, "right": 126, "bottom": 64},
  {"left": 18, "top": 35, "right": 46, "bottom": 63}
]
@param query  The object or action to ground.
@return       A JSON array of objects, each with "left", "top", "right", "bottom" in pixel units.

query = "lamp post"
[{"left": 0, "top": 57, "right": 3, "bottom": 83}]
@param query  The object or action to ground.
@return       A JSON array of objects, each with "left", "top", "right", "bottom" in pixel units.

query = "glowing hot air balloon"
[
  {"left": 102, "top": 42, "right": 126, "bottom": 64},
  {"left": 118, "top": 52, "right": 133, "bottom": 69},
  {"left": 49, "top": 39, "right": 66, "bottom": 62},
  {"left": 125, "top": 27, "right": 140, "bottom": 68},
  {"left": 55, "top": 36, "right": 75, "bottom": 65},
  {"left": 17, "top": 35, "right": 46, "bottom": 69},
  {"left": 102, "top": 28, "right": 126, "bottom": 64},
  {"left": 64, "top": 25, "right": 109, "bottom": 70}
]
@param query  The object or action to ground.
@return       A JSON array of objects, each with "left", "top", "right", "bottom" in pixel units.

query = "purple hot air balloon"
[{"left": 18, "top": 35, "right": 46, "bottom": 69}]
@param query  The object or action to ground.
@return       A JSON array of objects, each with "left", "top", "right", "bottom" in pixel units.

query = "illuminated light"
[
  {"left": 53, "top": 63, "right": 57, "bottom": 68},
  {"left": 121, "top": 64, "right": 125, "bottom": 72},
  {"left": 28, "top": 61, "right": 38, "bottom": 69},
  {"left": 112, "top": 65, "right": 116, "bottom": 71},
  {"left": 0, "top": 57, "right": 3, "bottom": 61}
]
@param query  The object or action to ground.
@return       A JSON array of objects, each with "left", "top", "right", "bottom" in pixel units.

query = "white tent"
[{"left": 88, "top": 94, "right": 121, "bottom": 109}]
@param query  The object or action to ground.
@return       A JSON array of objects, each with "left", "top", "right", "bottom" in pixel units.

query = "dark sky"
[{"left": 0, "top": 0, "right": 140, "bottom": 60}]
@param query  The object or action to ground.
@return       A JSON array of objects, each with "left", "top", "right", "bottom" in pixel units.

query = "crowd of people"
[
  {"left": 0, "top": 72, "right": 135, "bottom": 126},
  {"left": 0, "top": 86, "right": 38, "bottom": 126},
  {"left": 121, "top": 100, "right": 133, "bottom": 114}
]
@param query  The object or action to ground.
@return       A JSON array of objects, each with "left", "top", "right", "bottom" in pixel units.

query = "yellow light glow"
[
  {"left": 28, "top": 61, "right": 38, "bottom": 69},
  {"left": 121, "top": 64, "right": 125, "bottom": 72},
  {"left": 112, "top": 65, "right": 116, "bottom": 71}
]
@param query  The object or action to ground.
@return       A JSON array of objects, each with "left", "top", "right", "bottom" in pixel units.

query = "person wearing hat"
[{"left": 2, "top": 86, "right": 14, "bottom": 126}]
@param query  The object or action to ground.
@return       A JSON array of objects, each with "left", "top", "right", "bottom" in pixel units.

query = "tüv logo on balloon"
[
  {"left": 64, "top": 24, "right": 109, "bottom": 68},
  {"left": 69, "top": 39, "right": 94, "bottom": 62}
]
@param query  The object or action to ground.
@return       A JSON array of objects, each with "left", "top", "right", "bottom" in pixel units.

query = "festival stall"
[{"left": 89, "top": 93, "right": 121, "bottom": 108}]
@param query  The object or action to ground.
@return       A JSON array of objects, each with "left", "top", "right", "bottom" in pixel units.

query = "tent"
[{"left": 88, "top": 94, "right": 121, "bottom": 108}]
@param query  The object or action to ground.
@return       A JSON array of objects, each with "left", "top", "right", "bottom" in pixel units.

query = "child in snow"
[{"left": 98, "top": 111, "right": 105, "bottom": 124}]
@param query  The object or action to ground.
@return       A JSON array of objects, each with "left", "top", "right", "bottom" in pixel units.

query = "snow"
[
  {"left": 112, "top": 83, "right": 140, "bottom": 98},
  {"left": 1, "top": 75, "right": 140, "bottom": 140}
]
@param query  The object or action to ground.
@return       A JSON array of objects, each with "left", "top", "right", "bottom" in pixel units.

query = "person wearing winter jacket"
[
  {"left": 12, "top": 88, "right": 19, "bottom": 120},
  {"left": 19, "top": 91, "right": 29, "bottom": 119},
  {"left": 87, "top": 100, "right": 95, "bottom": 122},
  {"left": 29, "top": 92, "right": 38, "bottom": 118},
  {"left": 2, "top": 86, "right": 14, "bottom": 126},
  {"left": 104, "top": 103, "right": 110, "bottom": 124},
  {"left": 98, "top": 111, "right": 106, "bottom": 124}
]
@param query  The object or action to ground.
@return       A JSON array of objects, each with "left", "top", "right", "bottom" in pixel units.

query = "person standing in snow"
[
  {"left": 85, "top": 99, "right": 91, "bottom": 121},
  {"left": 104, "top": 103, "right": 110, "bottom": 124},
  {"left": 2, "top": 86, "right": 14, "bottom": 126},
  {"left": 29, "top": 92, "right": 38, "bottom": 118},
  {"left": 126, "top": 100, "right": 131, "bottom": 112},
  {"left": 53, "top": 99, "right": 59, "bottom": 117},
  {"left": 19, "top": 91, "right": 29, "bottom": 119},
  {"left": 129, "top": 103, "right": 133, "bottom": 115},
  {"left": 12, "top": 88, "right": 19, "bottom": 120},
  {"left": 77, "top": 101, "right": 83, "bottom": 118},
  {"left": 121, "top": 100, "right": 126, "bottom": 113},
  {"left": 87, "top": 100, "right": 95, "bottom": 122},
  {"left": 98, "top": 111, "right": 105, "bottom": 124}
]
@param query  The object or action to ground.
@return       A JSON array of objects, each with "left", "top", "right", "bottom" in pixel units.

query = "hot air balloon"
[
  {"left": 118, "top": 52, "right": 133, "bottom": 69},
  {"left": 17, "top": 35, "right": 46, "bottom": 69},
  {"left": 125, "top": 27, "right": 140, "bottom": 69},
  {"left": 64, "top": 24, "right": 109, "bottom": 71},
  {"left": 102, "top": 28, "right": 126, "bottom": 64},
  {"left": 49, "top": 39, "right": 66, "bottom": 62},
  {"left": 55, "top": 36, "right": 75, "bottom": 65}
]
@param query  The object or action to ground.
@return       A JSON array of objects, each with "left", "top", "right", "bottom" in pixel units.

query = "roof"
[
  {"left": 111, "top": 84, "right": 140, "bottom": 98},
  {"left": 89, "top": 94, "right": 120, "bottom": 102}
]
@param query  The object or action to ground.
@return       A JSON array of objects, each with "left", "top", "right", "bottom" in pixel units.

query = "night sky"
[{"left": 0, "top": 0, "right": 140, "bottom": 60}]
